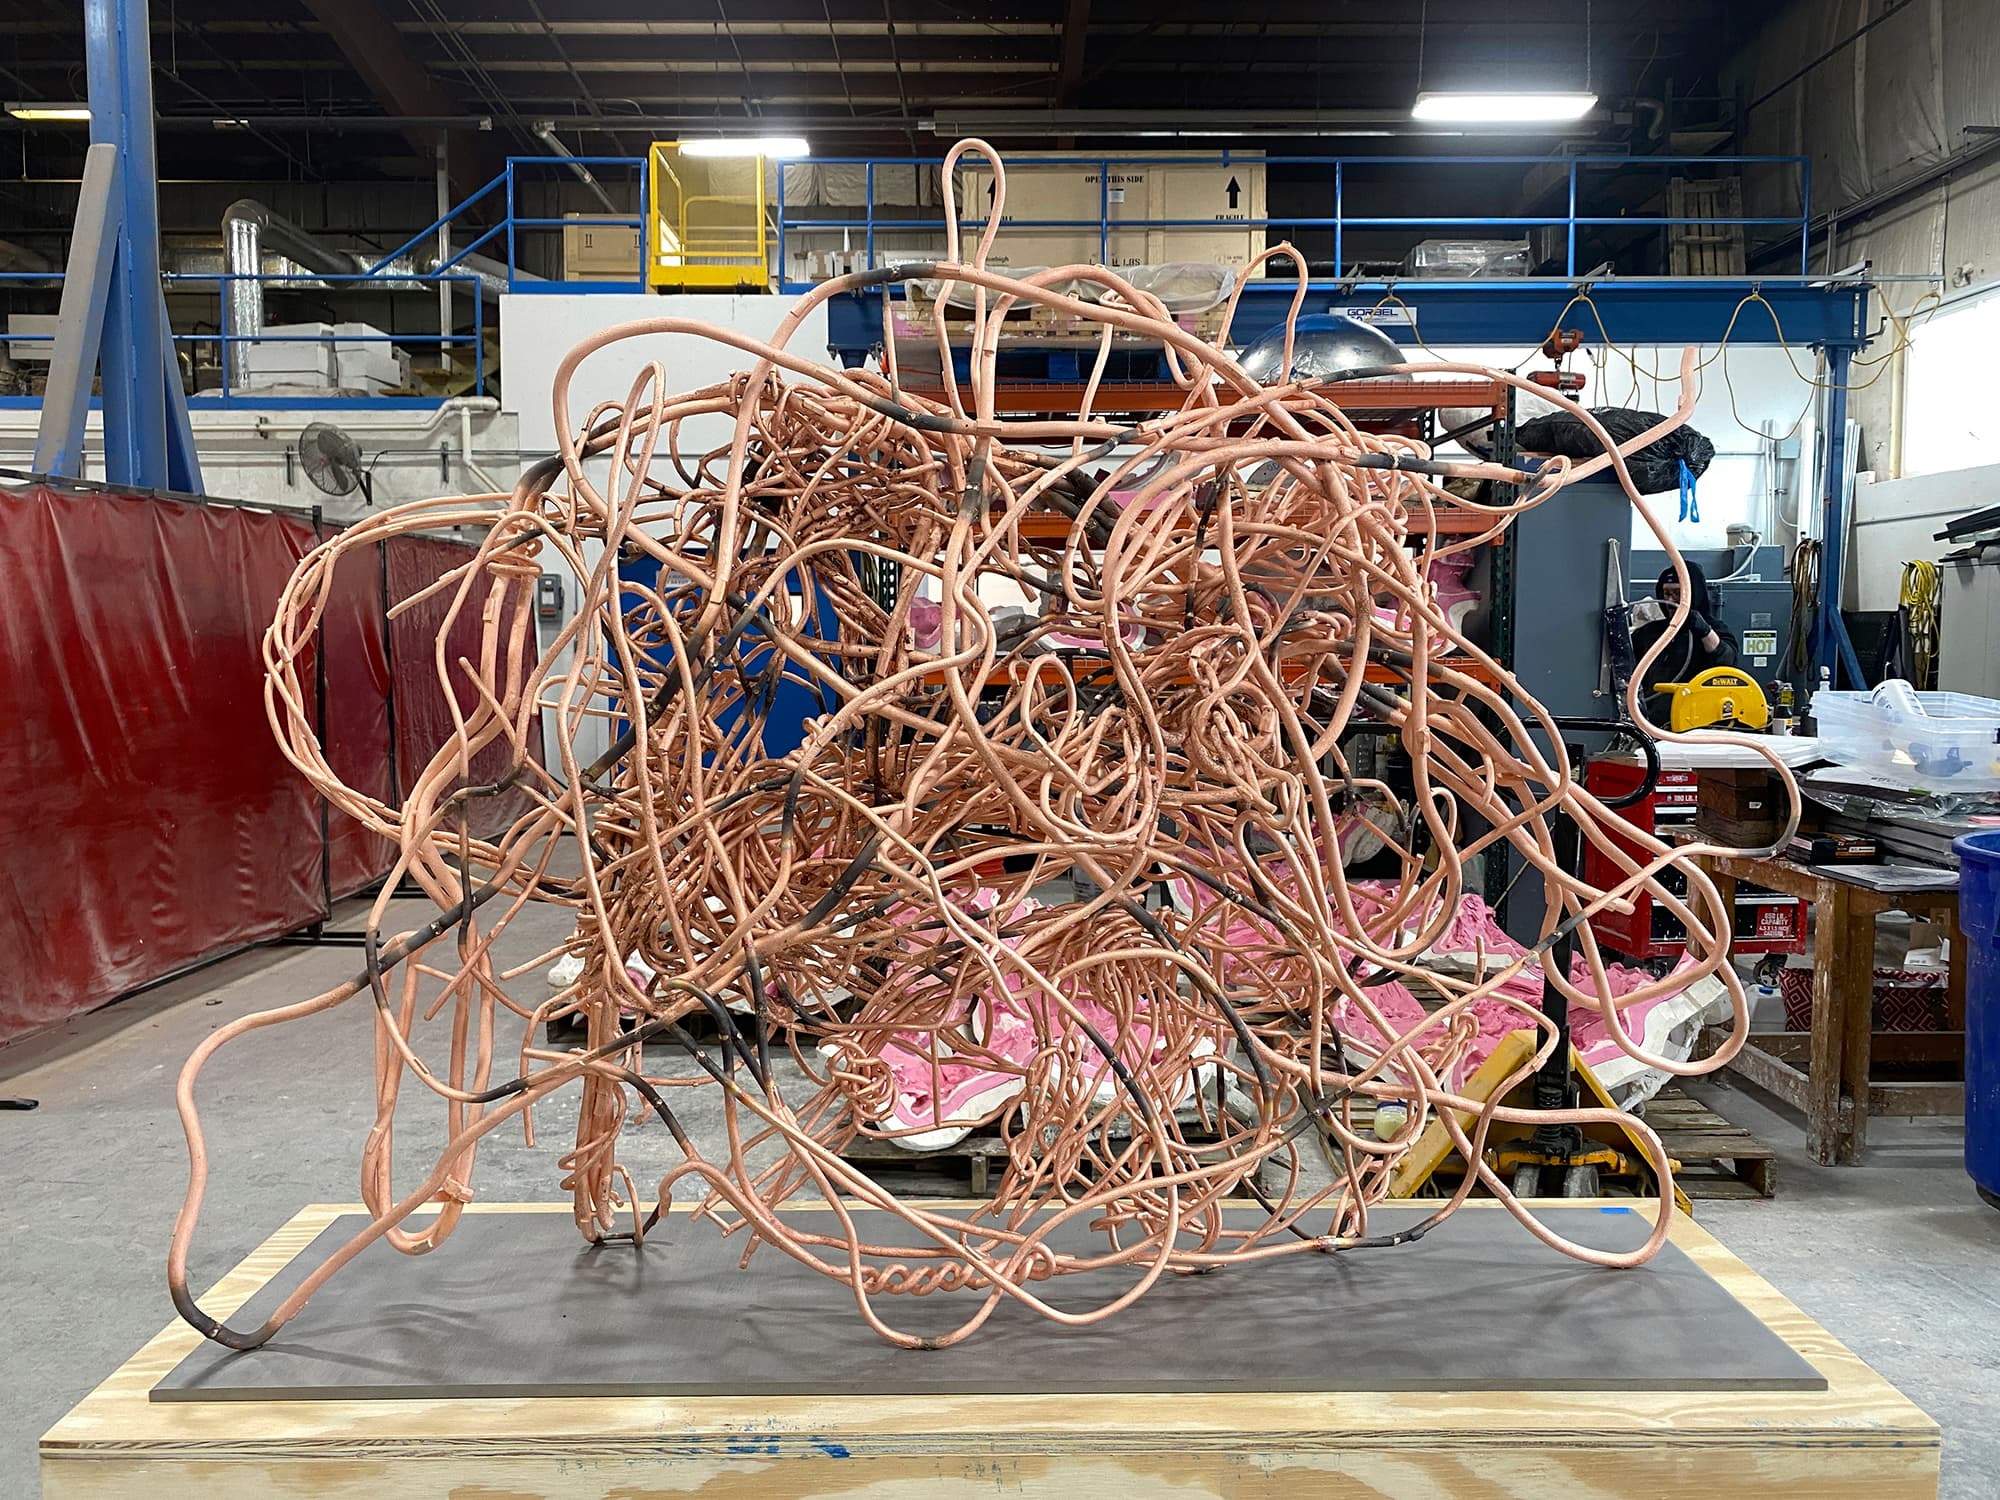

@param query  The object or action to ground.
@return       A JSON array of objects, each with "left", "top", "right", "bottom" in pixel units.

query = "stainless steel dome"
[{"left": 1236, "top": 313, "right": 1406, "bottom": 386}]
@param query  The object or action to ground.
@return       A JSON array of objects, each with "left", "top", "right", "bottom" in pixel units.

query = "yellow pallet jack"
[
  {"left": 1387, "top": 1030, "right": 1691, "bottom": 1213},
  {"left": 1385, "top": 722, "right": 1690, "bottom": 1212}
]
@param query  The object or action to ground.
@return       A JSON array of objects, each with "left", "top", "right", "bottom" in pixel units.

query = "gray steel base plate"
[{"left": 156, "top": 1204, "right": 1822, "bottom": 1401}]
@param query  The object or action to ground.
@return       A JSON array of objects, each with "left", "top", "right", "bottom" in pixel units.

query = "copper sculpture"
[{"left": 170, "top": 142, "right": 1793, "bottom": 1352}]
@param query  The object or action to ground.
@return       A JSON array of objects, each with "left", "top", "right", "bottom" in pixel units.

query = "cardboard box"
[
  {"left": 6, "top": 312, "right": 57, "bottom": 362},
  {"left": 563, "top": 213, "right": 642, "bottom": 280},
  {"left": 239, "top": 321, "right": 409, "bottom": 392},
  {"left": 241, "top": 327, "right": 337, "bottom": 388},
  {"left": 1146, "top": 228, "right": 1267, "bottom": 269},
  {"left": 956, "top": 158, "right": 1150, "bottom": 268},
  {"left": 1147, "top": 162, "right": 1267, "bottom": 269},
  {"left": 955, "top": 156, "right": 1269, "bottom": 272}
]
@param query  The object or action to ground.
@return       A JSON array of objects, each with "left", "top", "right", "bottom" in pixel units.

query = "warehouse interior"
[{"left": 3, "top": 3, "right": 1999, "bottom": 1497}]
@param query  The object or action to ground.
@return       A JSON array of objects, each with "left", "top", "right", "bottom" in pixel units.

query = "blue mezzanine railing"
[
  {"left": 0, "top": 155, "right": 650, "bottom": 407},
  {"left": 0, "top": 268, "right": 488, "bottom": 404},
  {"left": 0, "top": 151, "right": 1816, "bottom": 406},
  {"left": 773, "top": 151, "right": 1814, "bottom": 293},
  {"left": 370, "top": 155, "right": 650, "bottom": 295}
]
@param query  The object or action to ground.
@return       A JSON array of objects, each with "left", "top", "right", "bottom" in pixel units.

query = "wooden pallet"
[
  {"left": 840, "top": 1129, "right": 1014, "bottom": 1196},
  {"left": 1643, "top": 1083, "right": 1778, "bottom": 1200},
  {"left": 841, "top": 1110, "right": 1271, "bottom": 1200},
  {"left": 1669, "top": 175, "right": 1747, "bottom": 276}
]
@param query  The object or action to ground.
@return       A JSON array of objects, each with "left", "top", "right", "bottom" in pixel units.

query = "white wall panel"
[
  {"left": 1850, "top": 462, "right": 2000, "bottom": 610},
  {"left": 498, "top": 292, "right": 828, "bottom": 765}
]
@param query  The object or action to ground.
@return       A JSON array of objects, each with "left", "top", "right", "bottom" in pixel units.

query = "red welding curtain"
[
  {"left": 322, "top": 542, "right": 397, "bottom": 898},
  {"left": 0, "top": 487, "right": 323, "bottom": 1042},
  {"left": 385, "top": 535, "right": 540, "bottom": 842},
  {"left": 0, "top": 490, "right": 532, "bottom": 1045}
]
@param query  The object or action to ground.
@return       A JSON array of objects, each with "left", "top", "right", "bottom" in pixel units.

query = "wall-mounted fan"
[{"left": 298, "top": 421, "right": 374, "bottom": 506}]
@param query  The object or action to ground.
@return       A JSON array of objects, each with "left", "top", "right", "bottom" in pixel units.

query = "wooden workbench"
[
  {"left": 42, "top": 1200, "right": 1940, "bottom": 1499},
  {"left": 1696, "top": 850, "right": 1966, "bottom": 1165}
]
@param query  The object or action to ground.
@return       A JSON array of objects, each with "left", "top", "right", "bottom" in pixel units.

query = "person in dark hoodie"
[{"left": 1630, "top": 560, "right": 1739, "bottom": 723}]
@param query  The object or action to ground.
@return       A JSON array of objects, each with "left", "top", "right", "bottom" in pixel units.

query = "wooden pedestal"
[{"left": 42, "top": 1202, "right": 1939, "bottom": 1499}]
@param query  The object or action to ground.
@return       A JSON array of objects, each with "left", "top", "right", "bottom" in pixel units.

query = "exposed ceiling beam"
[
  {"left": 1089, "top": 0, "right": 1735, "bottom": 21},
  {"left": 431, "top": 58, "right": 1053, "bottom": 75},
  {"left": 296, "top": 0, "right": 501, "bottom": 194},
  {"left": 404, "top": 18, "right": 1060, "bottom": 35},
  {"left": 423, "top": 81, "right": 1050, "bottom": 104},
  {"left": 134, "top": 111, "right": 919, "bottom": 135},
  {"left": 1056, "top": 0, "right": 1090, "bottom": 107},
  {"left": 929, "top": 106, "right": 1610, "bottom": 139},
  {"left": 410, "top": 32, "right": 1059, "bottom": 63},
  {"left": 0, "top": 29, "right": 1679, "bottom": 68},
  {"left": 0, "top": 30, "right": 1057, "bottom": 66},
  {"left": 382, "top": 0, "right": 1065, "bottom": 22}
]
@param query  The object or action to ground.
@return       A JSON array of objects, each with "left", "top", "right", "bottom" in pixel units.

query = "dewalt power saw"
[{"left": 1652, "top": 666, "right": 1771, "bottom": 732}]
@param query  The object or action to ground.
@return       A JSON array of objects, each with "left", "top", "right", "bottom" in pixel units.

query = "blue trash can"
[{"left": 1952, "top": 830, "right": 2000, "bottom": 1208}]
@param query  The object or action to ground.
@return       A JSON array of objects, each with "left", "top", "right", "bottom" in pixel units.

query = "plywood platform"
[{"left": 43, "top": 1202, "right": 1939, "bottom": 1499}]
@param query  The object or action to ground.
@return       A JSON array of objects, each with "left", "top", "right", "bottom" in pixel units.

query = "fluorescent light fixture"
[
  {"left": 7, "top": 102, "right": 91, "bottom": 122},
  {"left": 930, "top": 109, "right": 1480, "bottom": 138},
  {"left": 1131, "top": 128, "right": 1406, "bottom": 139},
  {"left": 679, "top": 136, "right": 809, "bottom": 158},
  {"left": 1411, "top": 91, "right": 1596, "bottom": 123}
]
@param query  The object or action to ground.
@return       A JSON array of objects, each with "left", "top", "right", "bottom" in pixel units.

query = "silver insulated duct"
[
  {"left": 221, "top": 200, "right": 360, "bottom": 389},
  {"left": 220, "top": 202, "right": 539, "bottom": 389}
]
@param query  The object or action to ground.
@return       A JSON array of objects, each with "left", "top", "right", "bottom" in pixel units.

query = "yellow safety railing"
[{"left": 646, "top": 143, "right": 769, "bottom": 290}]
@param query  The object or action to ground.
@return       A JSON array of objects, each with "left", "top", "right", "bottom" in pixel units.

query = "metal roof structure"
[{"left": 1, "top": 0, "right": 1782, "bottom": 186}]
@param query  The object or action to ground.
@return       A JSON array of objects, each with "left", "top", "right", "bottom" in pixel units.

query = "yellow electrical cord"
[
  {"left": 1361, "top": 276, "right": 1942, "bottom": 451},
  {"left": 1435, "top": 284, "right": 1948, "bottom": 447},
  {"left": 1901, "top": 558, "right": 1941, "bottom": 688}
]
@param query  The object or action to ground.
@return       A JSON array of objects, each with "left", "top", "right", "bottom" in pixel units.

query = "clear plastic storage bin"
[
  {"left": 1401, "top": 239, "right": 1532, "bottom": 278},
  {"left": 1811, "top": 685, "right": 2000, "bottom": 790}
]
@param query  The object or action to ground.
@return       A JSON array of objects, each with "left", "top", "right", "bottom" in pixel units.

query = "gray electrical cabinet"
[
  {"left": 1497, "top": 520, "right": 1794, "bottom": 944},
  {"left": 1629, "top": 545, "right": 1793, "bottom": 684},
  {"left": 1498, "top": 479, "right": 1632, "bottom": 943},
  {"left": 1715, "top": 581, "right": 1793, "bottom": 678},
  {"left": 1942, "top": 551, "right": 2000, "bottom": 697}
]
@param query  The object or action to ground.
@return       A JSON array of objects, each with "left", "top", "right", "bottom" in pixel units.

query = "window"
[{"left": 1903, "top": 291, "right": 2000, "bottom": 478}]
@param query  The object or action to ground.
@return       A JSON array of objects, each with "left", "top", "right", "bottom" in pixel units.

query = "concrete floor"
[{"left": 2, "top": 894, "right": 1995, "bottom": 1498}]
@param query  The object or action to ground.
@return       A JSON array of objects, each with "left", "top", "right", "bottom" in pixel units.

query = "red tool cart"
[{"left": 1582, "top": 757, "right": 1805, "bottom": 982}]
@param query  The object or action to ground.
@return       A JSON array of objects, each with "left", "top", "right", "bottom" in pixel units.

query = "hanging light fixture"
[
  {"left": 679, "top": 136, "right": 810, "bottom": 158},
  {"left": 7, "top": 102, "right": 92, "bottom": 122},
  {"left": 1409, "top": 0, "right": 1597, "bottom": 125},
  {"left": 1411, "top": 92, "right": 1598, "bottom": 122}
]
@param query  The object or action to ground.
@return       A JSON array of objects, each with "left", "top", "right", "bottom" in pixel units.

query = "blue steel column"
[
  {"left": 1566, "top": 160, "right": 1578, "bottom": 275},
  {"left": 1817, "top": 342, "right": 1865, "bottom": 687},
  {"left": 84, "top": 0, "right": 170, "bottom": 488},
  {"left": 1333, "top": 161, "right": 1343, "bottom": 275}
]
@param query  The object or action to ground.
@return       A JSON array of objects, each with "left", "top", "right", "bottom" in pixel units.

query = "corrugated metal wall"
[{"left": 1734, "top": 0, "right": 2000, "bottom": 475}]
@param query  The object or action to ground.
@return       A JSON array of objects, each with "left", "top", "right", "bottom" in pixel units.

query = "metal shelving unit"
[{"left": 826, "top": 271, "right": 1874, "bottom": 693}]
